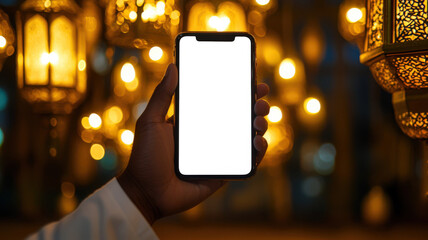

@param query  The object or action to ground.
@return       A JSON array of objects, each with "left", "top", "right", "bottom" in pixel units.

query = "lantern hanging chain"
[{"left": 48, "top": 115, "right": 59, "bottom": 160}]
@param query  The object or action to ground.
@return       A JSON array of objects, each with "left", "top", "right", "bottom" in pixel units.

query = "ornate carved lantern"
[
  {"left": 16, "top": 0, "right": 86, "bottom": 114},
  {"left": 346, "top": 0, "right": 428, "bottom": 139}
]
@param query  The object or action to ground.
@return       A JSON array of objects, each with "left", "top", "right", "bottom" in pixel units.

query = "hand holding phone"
[{"left": 118, "top": 44, "right": 269, "bottom": 224}]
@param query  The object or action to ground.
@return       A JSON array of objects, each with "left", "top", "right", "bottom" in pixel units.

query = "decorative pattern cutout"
[
  {"left": 397, "top": 112, "right": 428, "bottom": 139},
  {"left": 366, "top": 0, "right": 384, "bottom": 51},
  {"left": 396, "top": 0, "right": 428, "bottom": 42},
  {"left": 392, "top": 55, "right": 428, "bottom": 89},
  {"left": 369, "top": 59, "right": 402, "bottom": 93}
]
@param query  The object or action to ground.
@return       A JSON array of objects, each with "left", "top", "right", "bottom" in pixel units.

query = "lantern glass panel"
[
  {"left": 187, "top": 1, "right": 247, "bottom": 32},
  {"left": 24, "top": 14, "right": 48, "bottom": 85},
  {"left": 51, "top": 16, "right": 76, "bottom": 87}
]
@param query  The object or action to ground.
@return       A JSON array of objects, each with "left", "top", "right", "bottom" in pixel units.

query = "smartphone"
[{"left": 174, "top": 32, "right": 256, "bottom": 179}]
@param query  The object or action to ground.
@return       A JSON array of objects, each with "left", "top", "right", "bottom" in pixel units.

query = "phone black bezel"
[{"left": 174, "top": 32, "right": 257, "bottom": 180}]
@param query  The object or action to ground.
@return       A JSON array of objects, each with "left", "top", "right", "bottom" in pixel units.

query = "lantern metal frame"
[{"left": 358, "top": 0, "right": 428, "bottom": 139}]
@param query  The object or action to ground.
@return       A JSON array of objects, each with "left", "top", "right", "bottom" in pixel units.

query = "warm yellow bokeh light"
[
  {"left": 346, "top": 8, "right": 363, "bottom": 23},
  {"left": 171, "top": 10, "right": 180, "bottom": 20},
  {"left": 41, "top": 52, "right": 59, "bottom": 65},
  {"left": 61, "top": 182, "right": 75, "bottom": 199},
  {"left": 0, "top": 36, "right": 6, "bottom": 48},
  {"left": 125, "top": 78, "right": 139, "bottom": 91},
  {"left": 78, "top": 60, "right": 86, "bottom": 71},
  {"left": 304, "top": 97, "right": 321, "bottom": 115},
  {"left": 263, "top": 45, "right": 281, "bottom": 66},
  {"left": 81, "top": 116, "right": 91, "bottom": 129},
  {"left": 264, "top": 129, "right": 272, "bottom": 145},
  {"left": 149, "top": 46, "right": 163, "bottom": 61},
  {"left": 279, "top": 58, "right": 296, "bottom": 79},
  {"left": 89, "top": 113, "right": 102, "bottom": 129},
  {"left": 208, "top": 16, "right": 230, "bottom": 32},
  {"left": 107, "top": 106, "right": 123, "bottom": 124},
  {"left": 156, "top": 1, "right": 166, "bottom": 15},
  {"left": 120, "top": 62, "right": 136, "bottom": 83},
  {"left": 141, "top": 4, "right": 157, "bottom": 22},
  {"left": 120, "top": 130, "right": 134, "bottom": 145},
  {"left": 90, "top": 143, "right": 105, "bottom": 160},
  {"left": 267, "top": 106, "right": 283, "bottom": 123},
  {"left": 129, "top": 11, "right": 138, "bottom": 22},
  {"left": 256, "top": 0, "right": 270, "bottom": 6}
]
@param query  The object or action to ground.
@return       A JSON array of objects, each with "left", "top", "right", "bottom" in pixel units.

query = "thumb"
[{"left": 141, "top": 64, "right": 178, "bottom": 123}]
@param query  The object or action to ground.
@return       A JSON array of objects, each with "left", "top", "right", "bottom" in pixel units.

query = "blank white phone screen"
[{"left": 178, "top": 36, "right": 252, "bottom": 175}]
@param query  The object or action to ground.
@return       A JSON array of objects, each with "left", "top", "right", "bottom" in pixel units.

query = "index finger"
[{"left": 257, "top": 83, "right": 269, "bottom": 99}]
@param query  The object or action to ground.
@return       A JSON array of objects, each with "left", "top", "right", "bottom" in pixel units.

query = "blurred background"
[{"left": 0, "top": 0, "right": 428, "bottom": 239}]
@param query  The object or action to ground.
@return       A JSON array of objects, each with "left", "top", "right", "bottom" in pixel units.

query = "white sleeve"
[{"left": 27, "top": 178, "right": 159, "bottom": 240}]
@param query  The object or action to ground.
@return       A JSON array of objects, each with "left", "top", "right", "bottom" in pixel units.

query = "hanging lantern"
[
  {"left": 343, "top": 0, "right": 428, "bottom": 139},
  {"left": 0, "top": 9, "right": 15, "bottom": 70},
  {"left": 16, "top": 0, "right": 86, "bottom": 114},
  {"left": 105, "top": 0, "right": 180, "bottom": 49},
  {"left": 186, "top": 0, "right": 247, "bottom": 32}
]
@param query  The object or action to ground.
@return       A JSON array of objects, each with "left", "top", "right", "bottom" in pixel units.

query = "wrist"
[{"left": 117, "top": 170, "right": 160, "bottom": 225}]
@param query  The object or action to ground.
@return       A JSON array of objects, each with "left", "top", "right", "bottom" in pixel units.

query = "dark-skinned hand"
[{"left": 118, "top": 64, "right": 270, "bottom": 224}]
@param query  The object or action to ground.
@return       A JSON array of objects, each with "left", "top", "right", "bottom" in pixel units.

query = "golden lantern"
[
  {"left": 105, "top": 0, "right": 180, "bottom": 49},
  {"left": 16, "top": 0, "right": 86, "bottom": 114},
  {"left": 343, "top": 0, "right": 428, "bottom": 139},
  {"left": 0, "top": 9, "right": 15, "bottom": 70},
  {"left": 186, "top": 0, "right": 247, "bottom": 31}
]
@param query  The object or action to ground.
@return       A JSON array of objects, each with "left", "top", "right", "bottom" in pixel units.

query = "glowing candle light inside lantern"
[
  {"left": 41, "top": 52, "right": 59, "bottom": 65},
  {"left": 208, "top": 16, "right": 230, "bottom": 32}
]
